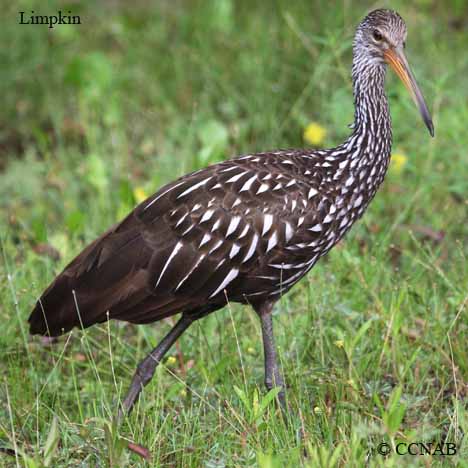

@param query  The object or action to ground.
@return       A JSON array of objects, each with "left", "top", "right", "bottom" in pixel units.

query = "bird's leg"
[
  {"left": 254, "top": 301, "right": 286, "bottom": 408},
  {"left": 119, "top": 314, "right": 194, "bottom": 417}
]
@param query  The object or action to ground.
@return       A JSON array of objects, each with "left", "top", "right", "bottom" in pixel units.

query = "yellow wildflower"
[
  {"left": 166, "top": 356, "right": 177, "bottom": 365},
  {"left": 334, "top": 340, "right": 344, "bottom": 349},
  {"left": 247, "top": 347, "right": 256, "bottom": 355},
  {"left": 303, "top": 122, "right": 327, "bottom": 146},
  {"left": 133, "top": 187, "right": 148, "bottom": 203},
  {"left": 179, "top": 389, "right": 187, "bottom": 398},
  {"left": 390, "top": 152, "right": 408, "bottom": 174},
  {"left": 347, "top": 379, "right": 356, "bottom": 388},
  {"left": 313, "top": 406, "right": 322, "bottom": 414}
]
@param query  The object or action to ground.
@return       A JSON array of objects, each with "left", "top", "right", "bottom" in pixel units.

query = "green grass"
[{"left": 1, "top": 0, "right": 467, "bottom": 466}]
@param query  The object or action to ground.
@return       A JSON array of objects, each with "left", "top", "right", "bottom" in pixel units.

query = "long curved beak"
[{"left": 384, "top": 47, "right": 434, "bottom": 137}]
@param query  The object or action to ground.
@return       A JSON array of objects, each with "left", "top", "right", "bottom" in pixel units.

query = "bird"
[{"left": 29, "top": 9, "right": 434, "bottom": 415}]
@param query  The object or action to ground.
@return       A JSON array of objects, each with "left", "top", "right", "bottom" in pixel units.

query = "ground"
[{"left": 1, "top": 0, "right": 467, "bottom": 466}]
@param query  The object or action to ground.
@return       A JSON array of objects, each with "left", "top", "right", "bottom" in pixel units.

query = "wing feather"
[{"left": 29, "top": 151, "right": 332, "bottom": 335}]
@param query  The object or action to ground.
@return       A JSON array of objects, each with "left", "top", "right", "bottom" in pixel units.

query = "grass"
[{"left": 1, "top": 0, "right": 467, "bottom": 466}]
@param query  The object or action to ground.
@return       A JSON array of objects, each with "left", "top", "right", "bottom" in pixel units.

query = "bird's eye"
[{"left": 373, "top": 29, "right": 383, "bottom": 41}]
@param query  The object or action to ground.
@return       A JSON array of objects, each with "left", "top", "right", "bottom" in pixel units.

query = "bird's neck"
[
  {"left": 351, "top": 59, "right": 391, "bottom": 145},
  {"left": 328, "top": 59, "right": 392, "bottom": 193}
]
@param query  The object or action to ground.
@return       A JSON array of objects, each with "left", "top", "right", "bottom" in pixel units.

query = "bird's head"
[{"left": 354, "top": 9, "right": 434, "bottom": 137}]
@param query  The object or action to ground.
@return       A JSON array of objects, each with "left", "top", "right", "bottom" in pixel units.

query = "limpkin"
[{"left": 29, "top": 9, "right": 433, "bottom": 414}]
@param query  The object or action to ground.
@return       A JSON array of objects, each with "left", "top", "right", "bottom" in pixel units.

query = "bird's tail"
[{"left": 28, "top": 274, "right": 86, "bottom": 337}]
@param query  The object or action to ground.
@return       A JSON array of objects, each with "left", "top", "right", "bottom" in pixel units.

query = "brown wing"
[{"left": 29, "top": 151, "right": 341, "bottom": 336}]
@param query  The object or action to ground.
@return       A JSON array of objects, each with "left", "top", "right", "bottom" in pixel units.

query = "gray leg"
[
  {"left": 120, "top": 314, "right": 193, "bottom": 416},
  {"left": 254, "top": 301, "right": 286, "bottom": 407}
]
